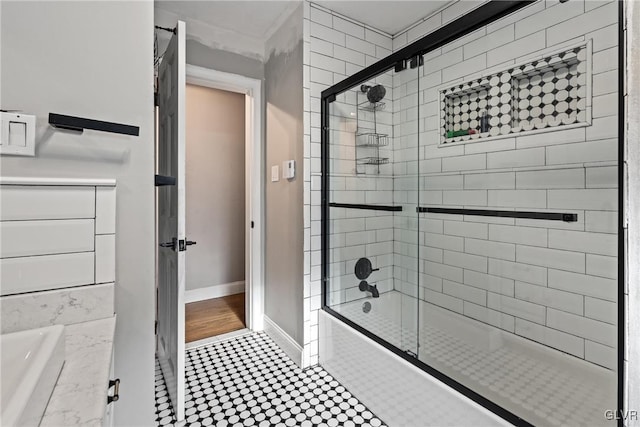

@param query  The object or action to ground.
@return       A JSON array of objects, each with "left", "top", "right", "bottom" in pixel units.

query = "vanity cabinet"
[{"left": 0, "top": 178, "right": 118, "bottom": 427}]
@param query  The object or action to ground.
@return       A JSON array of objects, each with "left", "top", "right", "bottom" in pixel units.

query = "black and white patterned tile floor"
[
  {"left": 155, "top": 332, "right": 386, "bottom": 426},
  {"left": 155, "top": 357, "right": 177, "bottom": 425}
]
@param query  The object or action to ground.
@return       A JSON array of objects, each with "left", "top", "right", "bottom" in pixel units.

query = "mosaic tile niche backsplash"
[{"left": 440, "top": 41, "right": 592, "bottom": 144}]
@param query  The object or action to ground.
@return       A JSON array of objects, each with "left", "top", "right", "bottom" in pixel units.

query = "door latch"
[{"left": 159, "top": 237, "right": 178, "bottom": 251}]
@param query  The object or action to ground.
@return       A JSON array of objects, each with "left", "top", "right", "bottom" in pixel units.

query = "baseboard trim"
[
  {"left": 184, "top": 281, "right": 245, "bottom": 304},
  {"left": 263, "top": 315, "right": 303, "bottom": 367}
]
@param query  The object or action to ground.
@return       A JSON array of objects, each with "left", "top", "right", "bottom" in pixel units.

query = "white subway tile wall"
[
  {"left": 304, "top": 0, "right": 618, "bottom": 372},
  {"left": 391, "top": 0, "right": 618, "bottom": 371},
  {"left": 303, "top": 2, "right": 395, "bottom": 367}
]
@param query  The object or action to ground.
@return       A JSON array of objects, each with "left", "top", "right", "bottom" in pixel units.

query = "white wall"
[
  {"left": 303, "top": 1, "right": 394, "bottom": 366},
  {"left": 325, "top": 69, "right": 396, "bottom": 308},
  {"left": 185, "top": 84, "right": 245, "bottom": 292},
  {"left": 264, "top": 4, "right": 305, "bottom": 347},
  {"left": 0, "top": 2, "right": 155, "bottom": 425},
  {"left": 155, "top": 7, "right": 265, "bottom": 81}
]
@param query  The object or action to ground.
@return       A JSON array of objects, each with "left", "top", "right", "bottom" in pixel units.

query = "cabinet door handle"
[{"left": 107, "top": 378, "right": 120, "bottom": 404}]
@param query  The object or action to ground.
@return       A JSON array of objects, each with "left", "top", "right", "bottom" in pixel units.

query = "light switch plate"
[
  {"left": 0, "top": 112, "right": 36, "bottom": 156},
  {"left": 271, "top": 165, "right": 279, "bottom": 182}
]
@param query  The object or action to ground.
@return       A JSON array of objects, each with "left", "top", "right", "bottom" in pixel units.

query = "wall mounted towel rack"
[
  {"left": 49, "top": 113, "right": 139, "bottom": 136},
  {"left": 417, "top": 207, "right": 577, "bottom": 222}
]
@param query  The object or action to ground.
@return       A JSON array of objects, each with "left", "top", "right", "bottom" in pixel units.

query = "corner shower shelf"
[
  {"left": 356, "top": 132, "right": 390, "bottom": 147},
  {"left": 358, "top": 101, "right": 386, "bottom": 112},
  {"left": 357, "top": 157, "right": 389, "bottom": 166},
  {"left": 355, "top": 91, "right": 389, "bottom": 174}
]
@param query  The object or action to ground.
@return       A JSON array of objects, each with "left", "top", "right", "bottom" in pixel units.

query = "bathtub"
[
  {"left": 322, "top": 291, "right": 616, "bottom": 426},
  {"left": 1, "top": 325, "right": 65, "bottom": 427}
]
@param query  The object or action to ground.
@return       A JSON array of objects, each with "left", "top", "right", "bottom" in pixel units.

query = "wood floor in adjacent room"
[{"left": 185, "top": 293, "right": 245, "bottom": 343}]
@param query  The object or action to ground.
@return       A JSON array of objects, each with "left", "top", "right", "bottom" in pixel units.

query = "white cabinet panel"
[
  {"left": 96, "top": 235, "right": 115, "bottom": 284},
  {"left": 0, "top": 219, "right": 94, "bottom": 258},
  {"left": 96, "top": 187, "right": 116, "bottom": 234},
  {"left": 0, "top": 252, "right": 94, "bottom": 295},
  {"left": 0, "top": 185, "right": 95, "bottom": 220}
]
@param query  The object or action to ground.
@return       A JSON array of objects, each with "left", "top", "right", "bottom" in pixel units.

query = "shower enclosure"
[{"left": 321, "top": 2, "right": 621, "bottom": 426}]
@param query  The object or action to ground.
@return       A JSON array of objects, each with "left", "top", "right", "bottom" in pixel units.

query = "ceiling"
[
  {"left": 155, "top": 1, "right": 300, "bottom": 40},
  {"left": 314, "top": 1, "right": 451, "bottom": 35},
  {"left": 155, "top": 1, "right": 453, "bottom": 41}
]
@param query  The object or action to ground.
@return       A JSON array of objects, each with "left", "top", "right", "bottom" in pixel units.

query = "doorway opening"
[
  {"left": 155, "top": 49, "right": 264, "bottom": 422},
  {"left": 183, "top": 83, "right": 248, "bottom": 344}
]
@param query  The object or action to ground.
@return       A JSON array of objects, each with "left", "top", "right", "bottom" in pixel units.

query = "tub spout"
[
  {"left": 358, "top": 280, "right": 380, "bottom": 298},
  {"left": 371, "top": 285, "right": 379, "bottom": 298}
]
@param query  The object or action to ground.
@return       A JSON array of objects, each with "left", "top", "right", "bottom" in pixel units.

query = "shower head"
[
  {"left": 366, "top": 84, "right": 386, "bottom": 103},
  {"left": 360, "top": 84, "right": 386, "bottom": 103}
]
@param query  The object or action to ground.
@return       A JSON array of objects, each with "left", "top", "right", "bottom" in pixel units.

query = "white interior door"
[{"left": 156, "top": 20, "right": 186, "bottom": 422}]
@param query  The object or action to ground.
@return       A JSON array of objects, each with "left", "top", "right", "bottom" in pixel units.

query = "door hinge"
[
  {"left": 155, "top": 320, "right": 157, "bottom": 335},
  {"left": 251, "top": 221, "right": 255, "bottom": 229}
]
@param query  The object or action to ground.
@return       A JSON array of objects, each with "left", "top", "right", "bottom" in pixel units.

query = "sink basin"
[{"left": 1, "top": 325, "right": 65, "bottom": 427}]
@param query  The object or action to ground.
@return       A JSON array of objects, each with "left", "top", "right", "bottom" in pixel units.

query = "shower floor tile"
[
  {"left": 335, "top": 292, "right": 615, "bottom": 427},
  {"left": 155, "top": 332, "right": 386, "bottom": 427}
]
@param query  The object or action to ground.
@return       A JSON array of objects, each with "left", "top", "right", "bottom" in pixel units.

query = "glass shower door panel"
[
  {"left": 416, "top": 10, "right": 619, "bottom": 424},
  {"left": 326, "top": 70, "right": 405, "bottom": 351}
]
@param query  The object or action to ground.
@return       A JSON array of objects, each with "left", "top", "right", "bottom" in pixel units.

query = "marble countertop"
[{"left": 40, "top": 316, "right": 116, "bottom": 427}]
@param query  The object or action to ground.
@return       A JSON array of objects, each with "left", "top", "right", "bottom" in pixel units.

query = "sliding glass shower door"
[
  {"left": 415, "top": 29, "right": 618, "bottom": 426},
  {"left": 325, "top": 65, "right": 420, "bottom": 355},
  {"left": 322, "top": 3, "right": 619, "bottom": 424}
]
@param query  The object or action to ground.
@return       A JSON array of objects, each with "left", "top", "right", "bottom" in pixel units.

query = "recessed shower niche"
[{"left": 439, "top": 41, "right": 592, "bottom": 145}]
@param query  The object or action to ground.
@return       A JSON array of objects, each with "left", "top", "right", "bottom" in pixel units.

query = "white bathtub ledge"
[{"left": 40, "top": 316, "right": 116, "bottom": 427}]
